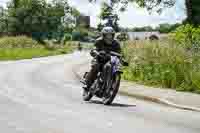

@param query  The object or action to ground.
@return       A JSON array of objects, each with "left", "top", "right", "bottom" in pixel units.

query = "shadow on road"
[{"left": 88, "top": 100, "right": 136, "bottom": 108}]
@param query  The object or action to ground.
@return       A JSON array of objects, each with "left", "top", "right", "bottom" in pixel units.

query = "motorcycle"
[{"left": 81, "top": 50, "right": 128, "bottom": 105}]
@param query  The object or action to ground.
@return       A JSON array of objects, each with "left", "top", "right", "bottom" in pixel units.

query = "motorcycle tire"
[
  {"left": 83, "top": 89, "right": 93, "bottom": 101},
  {"left": 102, "top": 73, "right": 121, "bottom": 105}
]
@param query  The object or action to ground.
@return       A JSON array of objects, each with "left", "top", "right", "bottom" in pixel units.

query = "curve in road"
[{"left": 0, "top": 52, "right": 200, "bottom": 133}]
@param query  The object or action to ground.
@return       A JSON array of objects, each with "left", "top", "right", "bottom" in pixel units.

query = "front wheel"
[
  {"left": 82, "top": 72, "right": 93, "bottom": 101},
  {"left": 82, "top": 89, "right": 93, "bottom": 101},
  {"left": 102, "top": 73, "right": 121, "bottom": 105}
]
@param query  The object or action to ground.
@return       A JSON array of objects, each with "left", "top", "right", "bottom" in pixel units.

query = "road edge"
[{"left": 73, "top": 63, "right": 200, "bottom": 113}]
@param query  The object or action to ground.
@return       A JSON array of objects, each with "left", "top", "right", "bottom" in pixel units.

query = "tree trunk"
[
  {"left": 13, "top": 0, "right": 20, "bottom": 9},
  {"left": 185, "top": 0, "right": 192, "bottom": 23},
  {"left": 185, "top": 0, "right": 200, "bottom": 25}
]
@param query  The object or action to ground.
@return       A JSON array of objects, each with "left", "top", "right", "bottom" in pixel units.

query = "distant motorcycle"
[{"left": 81, "top": 51, "right": 128, "bottom": 105}]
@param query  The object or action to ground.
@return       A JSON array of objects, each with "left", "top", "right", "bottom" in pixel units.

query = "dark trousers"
[
  {"left": 85, "top": 58, "right": 99, "bottom": 87},
  {"left": 85, "top": 57, "right": 111, "bottom": 88}
]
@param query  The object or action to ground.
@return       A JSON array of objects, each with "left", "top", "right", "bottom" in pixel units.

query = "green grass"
[
  {"left": 0, "top": 36, "right": 75, "bottom": 61},
  {"left": 0, "top": 36, "right": 40, "bottom": 48},
  {"left": 0, "top": 46, "right": 73, "bottom": 61},
  {"left": 122, "top": 39, "right": 200, "bottom": 94}
]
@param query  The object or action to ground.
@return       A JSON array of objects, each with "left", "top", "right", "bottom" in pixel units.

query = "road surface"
[{"left": 0, "top": 52, "right": 200, "bottom": 133}]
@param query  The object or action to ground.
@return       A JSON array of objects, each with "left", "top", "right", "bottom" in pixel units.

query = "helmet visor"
[
  {"left": 104, "top": 33, "right": 114, "bottom": 40},
  {"left": 104, "top": 33, "right": 114, "bottom": 44}
]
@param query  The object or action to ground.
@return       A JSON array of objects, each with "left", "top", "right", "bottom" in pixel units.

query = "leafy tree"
[
  {"left": 184, "top": 0, "right": 200, "bottom": 25},
  {"left": 62, "top": 0, "right": 81, "bottom": 33},
  {"left": 2, "top": 0, "right": 78, "bottom": 42},
  {"left": 89, "top": 0, "right": 175, "bottom": 13},
  {"left": 71, "top": 8, "right": 81, "bottom": 17},
  {"left": 6, "top": 0, "right": 49, "bottom": 37},
  {"left": 72, "top": 26, "right": 89, "bottom": 41},
  {"left": 156, "top": 23, "right": 182, "bottom": 33},
  {"left": 0, "top": 6, "right": 6, "bottom": 34},
  {"left": 89, "top": 0, "right": 200, "bottom": 25},
  {"left": 128, "top": 23, "right": 181, "bottom": 33},
  {"left": 157, "top": 23, "right": 172, "bottom": 33},
  {"left": 98, "top": 1, "right": 120, "bottom": 31},
  {"left": 132, "top": 26, "right": 154, "bottom": 32},
  {"left": 99, "top": 2, "right": 113, "bottom": 20}
]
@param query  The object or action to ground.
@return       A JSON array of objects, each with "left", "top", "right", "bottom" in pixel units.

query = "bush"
[
  {"left": 172, "top": 24, "right": 200, "bottom": 49},
  {"left": 0, "top": 36, "right": 41, "bottom": 48},
  {"left": 61, "top": 33, "right": 72, "bottom": 45},
  {"left": 122, "top": 40, "right": 200, "bottom": 93},
  {"left": 116, "top": 32, "right": 130, "bottom": 41},
  {"left": 72, "top": 27, "right": 89, "bottom": 41}
]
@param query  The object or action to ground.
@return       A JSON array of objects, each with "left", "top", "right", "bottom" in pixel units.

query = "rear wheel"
[
  {"left": 82, "top": 89, "right": 93, "bottom": 101},
  {"left": 102, "top": 73, "right": 121, "bottom": 105}
]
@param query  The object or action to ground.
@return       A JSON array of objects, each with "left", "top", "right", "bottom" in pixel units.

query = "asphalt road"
[{"left": 0, "top": 51, "right": 200, "bottom": 133}]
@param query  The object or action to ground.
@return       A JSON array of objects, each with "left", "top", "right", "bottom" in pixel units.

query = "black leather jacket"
[{"left": 94, "top": 38, "right": 121, "bottom": 53}]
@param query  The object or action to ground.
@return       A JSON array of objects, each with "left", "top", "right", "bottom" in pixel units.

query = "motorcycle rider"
[{"left": 83, "top": 26, "right": 121, "bottom": 91}]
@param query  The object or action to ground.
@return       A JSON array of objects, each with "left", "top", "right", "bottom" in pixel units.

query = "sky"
[{"left": 0, "top": 0, "right": 187, "bottom": 28}]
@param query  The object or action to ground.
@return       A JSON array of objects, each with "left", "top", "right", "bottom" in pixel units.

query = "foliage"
[
  {"left": 185, "top": 0, "right": 200, "bottom": 25},
  {"left": 0, "top": 36, "right": 41, "bottom": 48},
  {"left": 90, "top": 0, "right": 200, "bottom": 25},
  {"left": 0, "top": 0, "right": 80, "bottom": 41},
  {"left": 61, "top": 33, "right": 72, "bottom": 45},
  {"left": 98, "top": 1, "right": 120, "bottom": 31},
  {"left": 89, "top": 0, "right": 175, "bottom": 13},
  {"left": 172, "top": 24, "right": 200, "bottom": 48},
  {"left": 99, "top": 2, "right": 113, "bottom": 20},
  {"left": 116, "top": 32, "right": 129, "bottom": 41},
  {"left": 122, "top": 39, "right": 200, "bottom": 93},
  {"left": 156, "top": 23, "right": 182, "bottom": 33},
  {"left": 128, "top": 23, "right": 181, "bottom": 33},
  {"left": 7, "top": 0, "right": 52, "bottom": 36},
  {"left": 72, "top": 27, "right": 89, "bottom": 41},
  {"left": 132, "top": 26, "right": 154, "bottom": 32}
]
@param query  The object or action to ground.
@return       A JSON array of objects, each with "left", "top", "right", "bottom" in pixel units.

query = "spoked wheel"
[{"left": 102, "top": 73, "right": 121, "bottom": 105}]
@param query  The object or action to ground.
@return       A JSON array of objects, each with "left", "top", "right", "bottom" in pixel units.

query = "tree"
[
  {"left": 99, "top": 2, "right": 113, "bottom": 20},
  {"left": 61, "top": 0, "right": 81, "bottom": 32},
  {"left": 127, "top": 23, "right": 181, "bottom": 33},
  {"left": 98, "top": 1, "right": 120, "bottom": 31},
  {"left": 89, "top": 0, "right": 175, "bottom": 13},
  {"left": 157, "top": 23, "right": 172, "bottom": 33},
  {"left": 155, "top": 23, "right": 182, "bottom": 33},
  {"left": 89, "top": 0, "right": 200, "bottom": 25},
  {"left": 0, "top": 6, "right": 6, "bottom": 34},
  {"left": 13, "top": 0, "right": 20, "bottom": 8},
  {"left": 131, "top": 26, "right": 154, "bottom": 32},
  {"left": 4, "top": 0, "right": 75, "bottom": 41},
  {"left": 184, "top": 0, "right": 200, "bottom": 25}
]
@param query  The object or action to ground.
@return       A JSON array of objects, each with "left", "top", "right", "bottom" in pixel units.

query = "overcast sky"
[{"left": 0, "top": 0, "right": 187, "bottom": 28}]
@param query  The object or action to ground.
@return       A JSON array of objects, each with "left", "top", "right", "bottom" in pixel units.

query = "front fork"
[{"left": 102, "top": 62, "right": 112, "bottom": 96}]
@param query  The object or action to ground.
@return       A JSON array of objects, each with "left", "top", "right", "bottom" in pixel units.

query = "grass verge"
[
  {"left": 0, "top": 36, "right": 75, "bottom": 61},
  {"left": 122, "top": 40, "right": 200, "bottom": 94}
]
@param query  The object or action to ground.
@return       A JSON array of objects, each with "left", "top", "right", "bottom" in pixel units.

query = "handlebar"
[
  {"left": 109, "top": 51, "right": 122, "bottom": 57},
  {"left": 90, "top": 50, "right": 128, "bottom": 66},
  {"left": 91, "top": 50, "right": 121, "bottom": 57}
]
